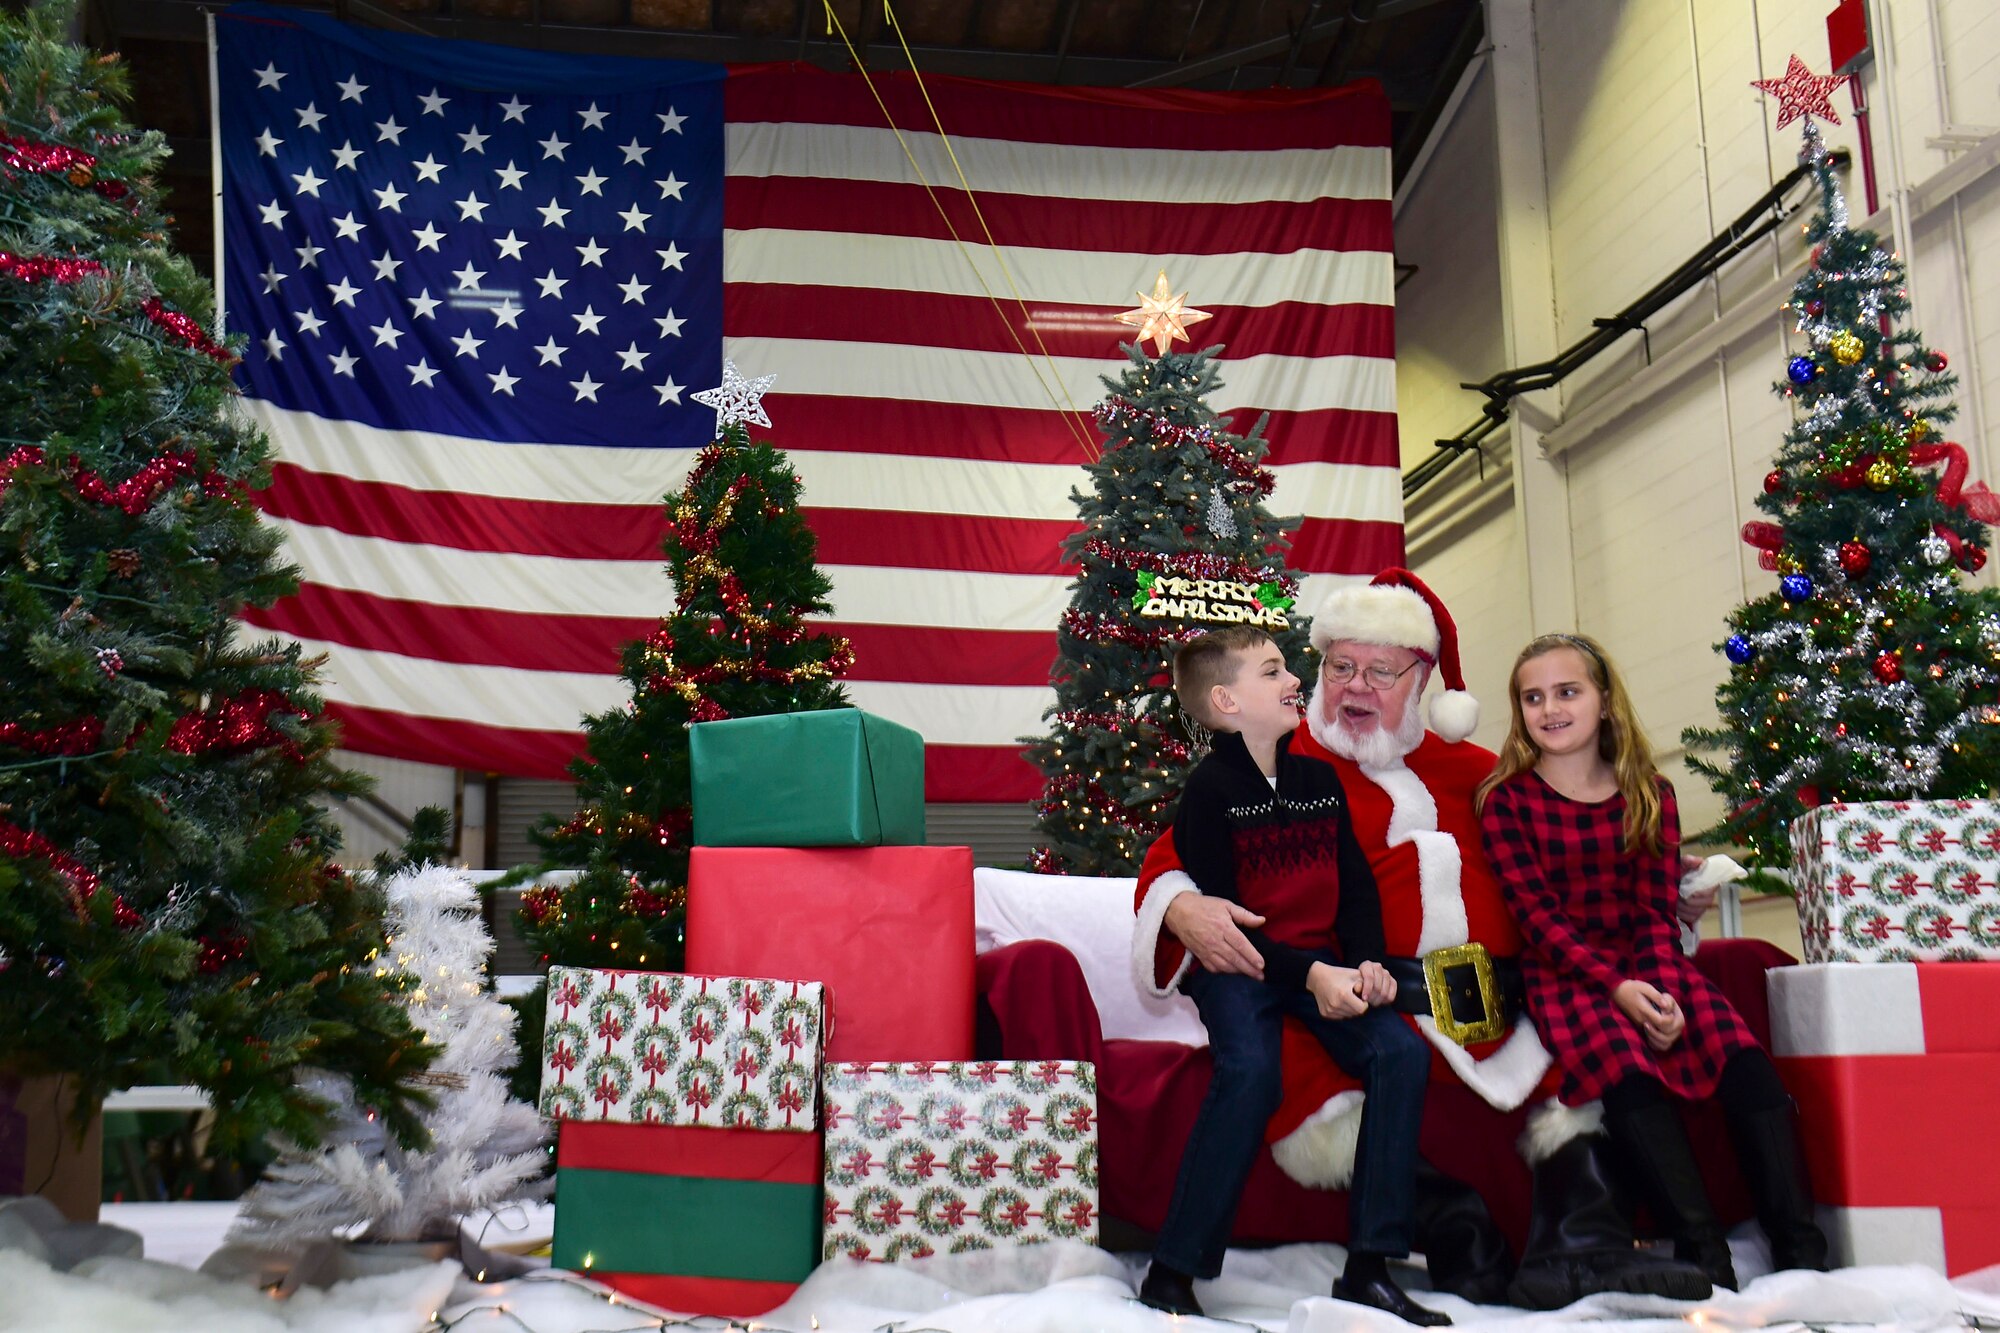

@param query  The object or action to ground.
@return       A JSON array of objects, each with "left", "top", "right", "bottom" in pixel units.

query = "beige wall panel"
[
  {"left": 1395, "top": 62, "right": 1506, "bottom": 471},
  {"left": 1408, "top": 462, "right": 1533, "bottom": 755},
  {"left": 325, "top": 749, "right": 459, "bottom": 869}
]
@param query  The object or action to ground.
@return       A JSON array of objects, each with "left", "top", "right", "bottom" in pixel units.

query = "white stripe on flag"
[
  {"left": 243, "top": 400, "right": 1406, "bottom": 520},
  {"left": 721, "top": 233, "right": 1395, "bottom": 309},
  {"left": 724, "top": 125, "right": 1390, "bottom": 204},
  {"left": 261, "top": 628, "right": 1055, "bottom": 744}
]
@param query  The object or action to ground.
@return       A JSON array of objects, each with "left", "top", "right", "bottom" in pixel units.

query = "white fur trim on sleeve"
[
  {"left": 1269, "top": 1090, "right": 1365, "bottom": 1190},
  {"left": 1517, "top": 1097, "right": 1605, "bottom": 1164},
  {"left": 1132, "top": 870, "right": 1200, "bottom": 999}
]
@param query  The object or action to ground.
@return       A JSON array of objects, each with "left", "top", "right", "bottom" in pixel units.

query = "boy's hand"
[
  {"left": 1355, "top": 959, "right": 1397, "bottom": 1007},
  {"left": 1613, "top": 979, "right": 1684, "bottom": 1051},
  {"left": 1307, "top": 962, "right": 1368, "bottom": 1020}
]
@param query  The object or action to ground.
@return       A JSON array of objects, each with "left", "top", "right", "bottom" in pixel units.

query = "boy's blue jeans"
[{"left": 1153, "top": 955, "right": 1431, "bottom": 1280}]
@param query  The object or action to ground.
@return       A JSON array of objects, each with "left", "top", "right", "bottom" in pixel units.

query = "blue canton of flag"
[{"left": 216, "top": 13, "right": 725, "bottom": 450}]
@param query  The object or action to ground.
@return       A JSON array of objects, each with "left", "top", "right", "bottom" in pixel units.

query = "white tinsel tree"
[{"left": 230, "top": 863, "right": 550, "bottom": 1246}]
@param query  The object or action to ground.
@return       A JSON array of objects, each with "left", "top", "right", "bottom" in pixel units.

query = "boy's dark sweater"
[{"left": 1172, "top": 728, "right": 1388, "bottom": 993}]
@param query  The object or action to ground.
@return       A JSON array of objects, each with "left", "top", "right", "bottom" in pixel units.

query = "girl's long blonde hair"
[{"left": 1475, "top": 632, "right": 1664, "bottom": 855}]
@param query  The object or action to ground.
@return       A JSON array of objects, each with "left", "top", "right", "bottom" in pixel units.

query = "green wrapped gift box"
[
  {"left": 553, "top": 1120, "right": 822, "bottom": 1315},
  {"left": 690, "top": 708, "right": 925, "bottom": 848}
]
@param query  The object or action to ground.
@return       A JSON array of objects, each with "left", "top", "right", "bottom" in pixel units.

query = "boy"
[{"left": 1139, "top": 627, "right": 1448, "bottom": 1326}]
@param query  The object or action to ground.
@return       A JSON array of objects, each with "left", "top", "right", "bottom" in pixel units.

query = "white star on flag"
[{"left": 691, "top": 359, "right": 776, "bottom": 434}]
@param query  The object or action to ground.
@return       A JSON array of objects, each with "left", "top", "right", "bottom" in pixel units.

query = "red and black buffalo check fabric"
[{"left": 1480, "top": 772, "right": 1760, "bottom": 1104}]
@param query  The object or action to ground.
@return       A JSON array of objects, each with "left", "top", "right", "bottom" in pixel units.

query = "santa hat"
[{"left": 1309, "top": 568, "right": 1480, "bottom": 743}]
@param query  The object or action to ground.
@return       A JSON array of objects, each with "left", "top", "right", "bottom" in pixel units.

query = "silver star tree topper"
[{"left": 691, "top": 359, "right": 777, "bottom": 435}]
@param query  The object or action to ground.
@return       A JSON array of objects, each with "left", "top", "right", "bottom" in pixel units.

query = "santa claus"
[{"left": 1131, "top": 569, "right": 1708, "bottom": 1309}]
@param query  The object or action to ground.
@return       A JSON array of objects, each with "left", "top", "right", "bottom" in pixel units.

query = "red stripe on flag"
[
  {"left": 324, "top": 700, "right": 1038, "bottom": 800},
  {"left": 761, "top": 396, "right": 1400, "bottom": 469},
  {"left": 260, "top": 464, "right": 1083, "bottom": 572},
  {"left": 258, "top": 466, "right": 1400, "bottom": 574},
  {"left": 725, "top": 285, "right": 1394, "bottom": 361},
  {"left": 725, "top": 64, "right": 1392, "bottom": 151},
  {"left": 245, "top": 585, "right": 1059, "bottom": 684},
  {"left": 724, "top": 179, "right": 1394, "bottom": 256}
]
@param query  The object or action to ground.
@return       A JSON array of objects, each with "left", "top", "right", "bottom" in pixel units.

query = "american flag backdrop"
[{"left": 214, "top": 3, "right": 1403, "bottom": 803}]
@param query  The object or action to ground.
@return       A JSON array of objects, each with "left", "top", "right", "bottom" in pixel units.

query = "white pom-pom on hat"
[{"left": 1312, "top": 568, "right": 1479, "bottom": 743}]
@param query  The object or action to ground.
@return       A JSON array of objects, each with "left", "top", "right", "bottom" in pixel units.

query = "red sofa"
[{"left": 975, "top": 933, "right": 1797, "bottom": 1253}]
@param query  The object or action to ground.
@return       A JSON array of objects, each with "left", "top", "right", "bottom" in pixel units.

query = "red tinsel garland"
[
  {"left": 1081, "top": 537, "right": 1294, "bottom": 592},
  {"left": 0, "top": 444, "right": 46, "bottom": 500},
  {"left": 0, "top": 817, "right": 102, "bottom": 907},
  {"left": 165, "top": 688, "right": 306, "bottom": 761},
  {"left": 1034, "top": 772, "right": 1167, "bottom": 836},
  {"left": 139, "top": 297, "right": 233, "bottom": 362},
  {"left": 68, "top": 450, "right": 197, "bottom": 515},
  {"left": 1094, "top": 397, "right": 1277, "bottom": 497},
  {"left": 1061, "top": 608, "right": 1206, "bottom": 650},
  {"left": 0, "top": 250, "right": 108, "bottom": 284},
  {"left": 0, "top": 717, "right": 105, "bottom": 756}
]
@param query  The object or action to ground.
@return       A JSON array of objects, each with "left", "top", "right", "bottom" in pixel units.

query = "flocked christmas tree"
[
  {"left": 1025, "top": 277, "right": 1311, "bottom": 876},
  {"left": 520, "top": 370, "right": 853, "bottom": 973},
  {"left": 0, "top": 7, "right": 429, "bottom": 1145},
  {"left": 231, "top": 833, "right": 548, "bottom": 1247},
  {"left": 1684, "top": 61, "right": 2000, "bottom": 875}
]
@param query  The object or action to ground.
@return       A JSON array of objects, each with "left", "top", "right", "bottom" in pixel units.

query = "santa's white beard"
[{"left": 1310, "top": 690, "right": 1427, "bottom": 767}]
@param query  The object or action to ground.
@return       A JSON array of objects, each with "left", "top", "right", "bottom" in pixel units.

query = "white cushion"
[{"left": 973, "top": 866, "right": 1208, "bottom": 1047}]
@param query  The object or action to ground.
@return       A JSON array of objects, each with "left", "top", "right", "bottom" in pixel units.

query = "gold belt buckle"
[{"left": 1422, "top": 942, "right": 1505, "bottom": 1047}]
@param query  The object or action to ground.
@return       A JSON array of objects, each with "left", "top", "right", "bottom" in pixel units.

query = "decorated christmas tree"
[
  {"left": 231, "top": 854, "right": 548, "bottom": 1246},
  {"left": 0, "top": 7, "right": 429, "bottom": 1145},
  {"left": 1684, "top": 63, "right": 2000, "bottom": 875},
  {"left": 520, "top": 373, "right": 853, "bottom": 973},
  {"left": 1025, "top": 280, "right": 1310, "bottom": 876}
]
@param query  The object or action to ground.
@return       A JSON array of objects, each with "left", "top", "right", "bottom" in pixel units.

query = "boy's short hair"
[{"left": 1172, "top": 627, "right": 1277, "bottom": 729}]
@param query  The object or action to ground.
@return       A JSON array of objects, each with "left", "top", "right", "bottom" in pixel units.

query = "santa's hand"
[{"left": 1163, "top": 894, "right": 1266, "bottom": 979}]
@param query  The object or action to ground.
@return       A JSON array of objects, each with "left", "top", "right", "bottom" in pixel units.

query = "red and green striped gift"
[{"left": 553, "top": 1120, "right": 822, "bottom": 1315}]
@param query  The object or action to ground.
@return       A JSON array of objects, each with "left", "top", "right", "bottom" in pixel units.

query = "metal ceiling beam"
[
  {"left": 1314, "top": 0, "right": 1379, "bottom": 87},
  {"left": 1124, "top": 0, "right": 1453, "bottom": 89}
]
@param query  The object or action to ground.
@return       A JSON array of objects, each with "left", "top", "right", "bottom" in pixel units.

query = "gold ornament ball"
[
  {"left": 1866, "top": 457, "right": 1900, "bottom": 489},
  {"left": 1775, "top": 552, "right": 1804, "bottom": 574},
  {"left": 1908, "top": 417, "right": 1932, "bottom": 442},
  {"left": 1829, "top": 330, "right": 1866, "bottom": 366}
]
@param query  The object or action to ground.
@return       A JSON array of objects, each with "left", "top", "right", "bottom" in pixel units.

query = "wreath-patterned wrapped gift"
[
  {"left": 540, "top": 967, "right": 827, "bottom": 1129},
  {"left": 1791, "top": 799, "right": 2000, "bottom": 962},
  {"left": 821, "top": 1060, "right": 1100, "bottom": 1262}
]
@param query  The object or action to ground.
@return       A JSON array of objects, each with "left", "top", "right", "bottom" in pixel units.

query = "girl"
[{"left": 1475, "top": 633, "right": 1826, "bottom": 1290}]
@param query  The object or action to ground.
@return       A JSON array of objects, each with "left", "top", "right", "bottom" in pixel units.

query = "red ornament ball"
[
  {"left": 1810, "top": 244, "right": 1825, "bottom": 268},
  {"left": 1806, "top": 299, "right": 1825, "bottom": 317},
  {"left": 1763, "top": 470, "right": 1784, "bottom": 494},
  {"left": 1965, "top": 545, "right": 1990, "bottom": 573},
  {"left": 1926, "top": 352, "right": 1949, "bottom": 373},
  {"left": 1796, "top": 785, "right": 1822, "bottom": 808},
  {"left": 1872, "top": 652, "right": 1903, "bottom": 685},
  {"left": 1838, "top": 540, "right": 1872, "bottom": 577}
]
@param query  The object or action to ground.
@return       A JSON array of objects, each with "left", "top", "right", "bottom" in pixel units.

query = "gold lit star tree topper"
[{"left": 1116, "top": 270, "right": 1212, "bottom": 356}]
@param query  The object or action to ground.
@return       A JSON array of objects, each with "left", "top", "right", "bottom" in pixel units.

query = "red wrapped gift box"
[
  {"left": 1771, "top": 961, "right": 2000, "bottom": 1275},
  {"left": 686, "top": 846, "right": 975, "bottom": 1062}
]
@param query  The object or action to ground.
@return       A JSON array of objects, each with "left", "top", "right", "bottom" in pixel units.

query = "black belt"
[{"left": 1380, "top": 945, "right": 1525, "bottom": 1046}]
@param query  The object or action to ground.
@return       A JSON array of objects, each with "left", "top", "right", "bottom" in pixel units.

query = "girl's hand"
[
  {"left": 1613, "top": 979, "right": 1683, "bottom": 1050},
  {"left": 1307, "top": 962, "right": 1369, "bottom": 1019}
]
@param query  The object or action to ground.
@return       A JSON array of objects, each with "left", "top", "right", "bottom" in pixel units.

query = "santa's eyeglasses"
[{"left": 1321, "top": 657, "right": 1422, "bottom": 691}]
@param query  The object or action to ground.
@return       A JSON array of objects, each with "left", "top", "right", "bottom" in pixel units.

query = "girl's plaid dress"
[{"left": 1479, "top": 772, "right": 1759, "bottom": 1105}]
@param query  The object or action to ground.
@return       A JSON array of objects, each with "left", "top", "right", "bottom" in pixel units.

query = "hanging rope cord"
[{"left": 817, "top": 1, "right": 1100, "bottom": 461}]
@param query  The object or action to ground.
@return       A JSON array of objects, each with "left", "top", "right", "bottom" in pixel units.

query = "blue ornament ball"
[
  {"left": 1725, "top": 634, "right": 1754, "bottom": 664},
  {"left": 1780, "top": 573, "right": 1814, "bottom": 601},
  {"left": 1787, "top": 356, "right": 1817, "bottom": 385}
]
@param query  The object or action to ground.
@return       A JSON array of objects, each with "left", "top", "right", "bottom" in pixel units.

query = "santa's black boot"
[
  {"left": 1506, "top": 1132, "right": 1712, "bottom": 1309},
  {"left": 1728, "top": 1099, "right": 1831, "bottom": 1273},
  {"left": 1412, "top": 1158, "right": 1512, "bottom": 1306},
  {"left": 1604, "top": 1103, "right": 1738, "bottom": 1291}
]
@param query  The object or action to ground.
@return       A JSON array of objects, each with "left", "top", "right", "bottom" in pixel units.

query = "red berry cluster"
[{"left": 195, "top": 931, "right": 249, "bottom": 974}]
